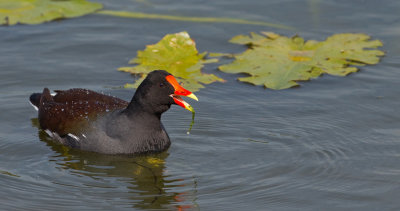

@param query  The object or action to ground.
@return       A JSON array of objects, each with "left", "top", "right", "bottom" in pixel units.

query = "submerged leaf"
[
  {"left": 119, "top": 31, "right": 225, "bottom": 92},
  {"left": 0, "top": 170, "right": 20, "bottom": 177},
  {"left": 97, "top": 10, "right": 295, "bottom": 30},
  {"left": 219, "top": 32, "right": 385, "bottom": 90},
  {"left": 0, "top": 0, "right": 102, "bottom": 26}
]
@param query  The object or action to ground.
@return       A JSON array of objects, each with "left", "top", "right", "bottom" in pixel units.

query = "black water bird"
[{"left": 29, "top": 70, "right": 198, "bottom": 154}]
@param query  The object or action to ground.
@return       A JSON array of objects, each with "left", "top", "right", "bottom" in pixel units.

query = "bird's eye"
[{"left": 159, "top": 82, "right": 165, "bottom": 87}]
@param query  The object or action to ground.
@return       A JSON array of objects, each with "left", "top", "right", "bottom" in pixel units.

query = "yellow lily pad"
[
  {"left": 219, "top": 32, "right": 385, "bottom": 90},
  {"left": 119, "top": 31, "right": 225, "bottom": 92},
  {"left": 0, "top": 0, "right": 102, "bottom": 26}
]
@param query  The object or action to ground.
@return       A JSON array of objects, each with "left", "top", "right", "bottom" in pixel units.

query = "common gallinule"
[{"left": 29, "top": 70, "right": 198, "bottom": 154}]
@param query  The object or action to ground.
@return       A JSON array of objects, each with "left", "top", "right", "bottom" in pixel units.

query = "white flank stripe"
[
  {"left": 44, "top": 129, "right": 54, "bottom": 137},
  {"left": 68, "top": 133, "right": 80, "bottom": 141}
]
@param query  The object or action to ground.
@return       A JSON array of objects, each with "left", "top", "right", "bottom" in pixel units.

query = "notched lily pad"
[
  {"left": 218, "top": 32, "right": 385, "bottom": 90},
  {"left": 0, "top": 0, "right": 103, "bottom": 26},
  {"left": 119, "top": 31, "right": 225, "bottom": 92}
]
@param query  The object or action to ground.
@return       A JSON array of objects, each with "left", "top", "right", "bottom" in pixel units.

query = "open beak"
[{"left": 166, "top": 75, "right": 198, "bottom": 112}]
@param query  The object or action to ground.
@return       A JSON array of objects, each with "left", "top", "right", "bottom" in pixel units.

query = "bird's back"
[{"left": 30, "top": 88, "right": 128, "bottom": 136}]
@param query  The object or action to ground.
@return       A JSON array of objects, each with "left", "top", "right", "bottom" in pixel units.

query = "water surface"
[{"left": 1, "top": 0, "right": 400, "bottom": 210}]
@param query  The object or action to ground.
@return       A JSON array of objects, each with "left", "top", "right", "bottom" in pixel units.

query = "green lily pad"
[
  {"left": 0, "top": 0, "right": 103, "bottom": 26},
  {"left": 119, "top": 31, "right": 225, "bottom": 92},
  {"left": 219, "top": 32, "right": 385, "bottom": 90}
]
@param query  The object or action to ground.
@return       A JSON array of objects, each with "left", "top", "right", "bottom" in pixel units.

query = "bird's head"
[{"left": 132, "top": 70, "right": 198, "bottom": 114}]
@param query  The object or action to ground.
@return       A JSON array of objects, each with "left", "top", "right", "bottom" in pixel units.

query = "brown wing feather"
[{"left": 38, "top": 88, "right": 128, "bottom": 136}]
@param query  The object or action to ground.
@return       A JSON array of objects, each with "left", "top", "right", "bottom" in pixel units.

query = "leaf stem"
[{"left": 96, "top": 10, "right": 295, "bottom": 30}]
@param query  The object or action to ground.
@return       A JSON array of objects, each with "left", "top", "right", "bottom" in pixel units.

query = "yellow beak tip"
[{"left": 187, "top": 93, "right": 199, "bottom": 101}]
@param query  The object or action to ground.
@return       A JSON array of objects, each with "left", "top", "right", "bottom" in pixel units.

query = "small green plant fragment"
[
  {"left": 208, "top": 52, "right": 234, "bottom": 58},
  {"left": 0, "top": 170, "right": 20, "bottom": 177},
  {"left": 219, "top": 32, "right": 385, "bottom": 90},
  {"left": 97, "top": 10, "right": 294, "bottom": 30},
  {"left": 186, "top": 107, "right": 195, "bottom": 135},
  {"left": 247, "top": 138, "right": 269, "bottom": 144},
  {"left": 0, "top": 0, "right": 103, "bottom": 26},
  {"left": 119, "top": 31, "right": 225, "bottom": 92}
]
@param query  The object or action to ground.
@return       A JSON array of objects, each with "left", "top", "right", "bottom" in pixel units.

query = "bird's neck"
[
  {"left": 123, "top": 102, "right": 162, "bottom": 121},
  {"left": 122, "top": 101, "right": 170, "bottom": 153},
  {"left": 125, "top": 91, "right": 170, "bottom": 118}
]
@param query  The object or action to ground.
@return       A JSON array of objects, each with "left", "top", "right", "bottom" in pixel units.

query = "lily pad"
[
  {"left": 119, "top": 31, "right": 225, "bottom": 92},
  {"left": 0, "top": 0, "right": 103, "bottom": 26},
  {"left": 219, "top": 32, "right": 385, "bottom": 90}
]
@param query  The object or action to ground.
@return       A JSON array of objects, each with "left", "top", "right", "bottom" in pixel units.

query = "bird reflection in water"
[{"left": 33, "top": 118, "right": 198, "bottom": 210}]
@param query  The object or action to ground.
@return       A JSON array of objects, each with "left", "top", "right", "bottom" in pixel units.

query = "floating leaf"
[
  {"left": 219, "top": 32, "right": 385, "bottom": 90},
  {"left": 119, "top": 31, "right": 225, "bottom": 92},
  {"left": 97, "top": 10, "right": 294, "bottom": 30},
  {"left": 0, "top": 0, "right": 103, "bottom": 26}
]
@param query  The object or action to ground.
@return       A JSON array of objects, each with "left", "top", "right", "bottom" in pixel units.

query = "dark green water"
[{"left": 1, "top": 0, "right": 400, "bottom": 210}]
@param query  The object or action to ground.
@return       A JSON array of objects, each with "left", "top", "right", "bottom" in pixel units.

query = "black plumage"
[{"left": 30, "top": 70, "right": 197, "bottom": 155}]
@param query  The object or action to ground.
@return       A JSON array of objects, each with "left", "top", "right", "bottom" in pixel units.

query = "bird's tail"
[
  {"left": 29, "top": 93, "right": 41, "bottom": 110},
  {"left": 29, "top": 88, "right": 53, "bottom": 110}
]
